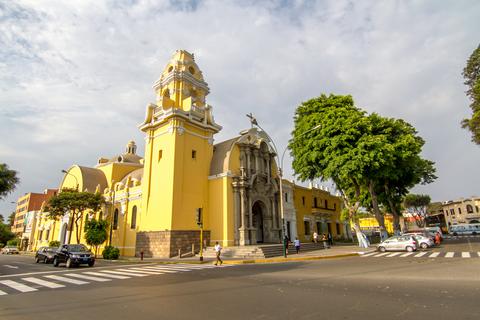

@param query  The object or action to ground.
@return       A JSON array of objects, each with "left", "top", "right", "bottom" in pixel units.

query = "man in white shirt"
[{"left": 214, "top": 241, "right": 223, "bottom": 266}]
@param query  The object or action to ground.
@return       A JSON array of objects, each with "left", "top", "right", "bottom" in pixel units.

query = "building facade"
[
  {"left": 441, "top": 197, "right": 480, "bottom": 228},
  {"left": 31, "top": 50, "right": 348, "bottom": 257}
]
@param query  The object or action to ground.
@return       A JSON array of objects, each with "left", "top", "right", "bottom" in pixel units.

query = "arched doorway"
[
  {"left": 60, "top": 223, "right": 68, "bottom": 244},
  {"left": 252, "top": 201, "right": 264, "bottom": 243}
]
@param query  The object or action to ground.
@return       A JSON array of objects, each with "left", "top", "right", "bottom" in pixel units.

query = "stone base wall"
[{"left": 135, "top": 230, "right": 211, "bottom": 258}]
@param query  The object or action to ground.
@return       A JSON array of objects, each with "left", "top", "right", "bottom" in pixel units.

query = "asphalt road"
[{"left": 0, "top": 238, "right": 479, "bottom": 320}]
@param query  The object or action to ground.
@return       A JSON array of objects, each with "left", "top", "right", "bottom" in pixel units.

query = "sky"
[{"left": 1, "top": 0, "right": 479, "bottom": 216}]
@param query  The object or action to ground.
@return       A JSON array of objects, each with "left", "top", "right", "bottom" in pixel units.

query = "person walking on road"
[
  {"left": 313, "top": 231, "right": 318, "bottom": 244},
  {"left": 327, "top": 232, "right": 333, "bottom": 246},
  {"left": 214, "top": 241, "right": 223, "bottom": 266},
  {"left": 294, "top": 237, "right": 301, "bottom": 254},
  {"left": 322, "top": 233, "right": 329, "bottom": 249}
]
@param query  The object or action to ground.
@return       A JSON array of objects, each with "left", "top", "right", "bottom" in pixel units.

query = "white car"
[
  {"left": 1, "top": 246, "right": 19, "bottom": 254},
  {"left": 377, "top": 235, "right": 418, "bottom": 252}
]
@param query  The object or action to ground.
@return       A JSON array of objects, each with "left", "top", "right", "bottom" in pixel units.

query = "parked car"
[
  {"left": 35, "top": 246, "right": 57, "bottom": 263},
  {"left": 377, "top": 235, "right": 418, "bottom": 252},
  {"left": 53, "top": 244, "right": 95, "bottom": 268},
  {"left": 1, "top": 246, "right": 19, "bottom": 254},
  {"left": 411, "top": 234, "right": 434, "bottom": 249}
]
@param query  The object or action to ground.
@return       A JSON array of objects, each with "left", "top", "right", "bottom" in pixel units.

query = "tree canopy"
[
  {"left": 45, "top": 189, "right": 104, "bottom": 244},
  {"left": 404, "top": 194, "right": 431, "bottom": 228},
  {"left": 462, "top": 44, "right": 480, "bottom": 145},
  {"left": 84, "top": 218, "right": 108, "bottom": 257},
  {"left": 289, "top": 94, "right": 436, "bottom": 238},
  {"left": 0, "top": 163, "right": 19, "bottom": 200}
]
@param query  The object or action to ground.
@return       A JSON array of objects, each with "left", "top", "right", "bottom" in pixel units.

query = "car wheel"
[
  {"left": 88, "top": 261, "right": 95, "bottom": 267},
  {"left": 378, "top": 246, "right": 386, "bottom": 252},
  {"left": 473, "top": 232, "right": 477, "bottom": 235},
  {"left": 406, "top": 246, "right": 414, "bottom": 252},
  {"left": 66, "top": 258, "right": 72, "bottom": 269},
  {"left": 420, "top": 243, "right": 428, "bottom": 249},
  {"left": 53, "top": 257, "right": 59, "bottom": 267},
  {"left": 453, "top": 232, "right": 458, "bottom": 236},
  {"left": 35, "top": 257, "right": 40, "bottom": 263}
]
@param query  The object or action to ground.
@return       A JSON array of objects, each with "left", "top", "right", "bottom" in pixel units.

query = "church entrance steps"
[{"left": 202, "top": 242, "right": 327, "bottom": 259}]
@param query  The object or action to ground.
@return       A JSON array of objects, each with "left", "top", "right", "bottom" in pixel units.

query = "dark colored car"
[
  {"left": 35, "top": 246, "right": 57, "bottom": 263},
  {"left": 53, "top": 244, "right": 95, "bottom": 268}
]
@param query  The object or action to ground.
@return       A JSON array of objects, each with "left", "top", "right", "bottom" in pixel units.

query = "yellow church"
[{"left": 32, "top": 50, "right": 349, "bottom": 257}]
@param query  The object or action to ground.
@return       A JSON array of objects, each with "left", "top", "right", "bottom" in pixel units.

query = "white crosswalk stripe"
[
  {"left": 82, "top": 272, "right": 130, "bottom": 279},
  {"left": 127, "top": 268, "right": 165, "bottom": 274},
  {"left": 117, "top": 268, "right": 164, "bottom": 275},
  {"left": 414, "top": 252, "right": 428, "bottom": 258},
  {"left": 361, "top": 252, "right": 378, "bottom": 257},
  {"left": 428, "top": 252, "right": 440, "bottom": 258},
  {"left": 45, "top": 275, "right": 89, "bottom": 285},
  {"left": 149, "top": 266, "right": 191, "bottom": 271},
  {"left": 445, "top": 252, "right": 455, "bottom": 258},
  {"left": 373, "top": 253, "right": 390, "bottom": 257},
  {"left": 22, "top": 277, "right": 65, "bottom": 289},
  {"left": 65, "top": 273, "right": 111, "bottom": 282},
  {"left": 462, "top": 252, "right": 471, "bottom": 258},
  {"left": 386, "top": 252, "right": 402, "bottom": 257},
  {"left": 100, "top": 270, "right": 148, "bottom": 277},
  {"left": 400, "top": 252, "right": 414, "bottom": 257},
  {"left": 0, "top": 290, "right": 7, "bottom": 296},
  {"left": 0, "top": 280, "right": 37, "bottom": 293},
  {"left": 140, "top": 266, "right": 180, "bottom": 273}
]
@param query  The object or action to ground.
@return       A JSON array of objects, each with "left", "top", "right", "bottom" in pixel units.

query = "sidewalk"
[{"left": 112, "top": 244, "right": 377, "bottom": 265}]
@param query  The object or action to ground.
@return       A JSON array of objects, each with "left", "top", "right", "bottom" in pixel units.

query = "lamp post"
[
  {"left": 108, "top": 184, "right": 116, "bottom": 246},
  {"left": 61, "top": 169, "right": 79, "bottom": 191},
  {"left": 247, "top": 113, "right": 321, "bottom": 257}
]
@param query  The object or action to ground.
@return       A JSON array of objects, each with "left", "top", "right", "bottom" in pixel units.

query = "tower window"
[
  {"left": 158, "top": 150, "right": 163, "bottom": 161},
  {"left": 131, "top": 206, "right": 137, "bottom": 229},
  {"left": 192, "top": 150, "right": 197, "bottom": 159},
  {"left": 302, "top": 196, "right": 305, "bottom": 206}
]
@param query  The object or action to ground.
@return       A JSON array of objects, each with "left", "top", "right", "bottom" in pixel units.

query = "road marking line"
[
  {"left": 414, "top": 252, "right": 428, "bottom": 257},
  {"left": 0, "top": 289, "right": 7, "bottom": 296},
  {"left": 386, "top": 252, "right": 402, "bottom": 257},
  {"left": 0, "top": 280, "right": 37, "bottom": 293},
  {"left": 428, "top": 252, "right": 440, "bottom": 258},
  {"left": 361, "top": 252, "right": 378, "bottom": 257},
  {"left": 140, "top": 267, "right": 179, "bottom": 273},
  {"left": 400, "top": 252, "right": 414, "bottom": 257},
  {"left": 65, "top": 273, "right": 111, "bottom": 282},
  {"left": 462, "top": 252, "right": 471, "bottom": 258},
  {"left": 176, "top": 264, "right": 218, "bottom": 269},
  {"left": 3, "top": 265, "right": 19, "bottom": 269},
  {"left": 373, "top": 253, "right": 389, "bottom": 257},
  {"left": 122, "top": 268, "right": 165, "bottom": 275},
  {"left": 100, "top": 270, "right": 148, "bottom": 277},
  {"left": 82, "top": 272, "right": 130, "bottom": 279},
  {"left": 22, "top": 277, "right": 65, "bottom": 289},
  {"left": 149, "top": 266, "right": 191, "bottom": 271},
  {"left": 45, "top": 275, "right": 88, "bottom": 285},
  {"left": 445, "top": 252, "right": 455, "bottom": 258},
  {"left": 478, "top": 252, "right": 480, "bottom": 257}
]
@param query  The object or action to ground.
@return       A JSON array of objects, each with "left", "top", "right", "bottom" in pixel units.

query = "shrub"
[
  {"left": 49, "top": 240, "right": 61, "bottom": 248},
  {"left": 6, "top": 238, "right": 20, "bottom": 247},
  {"left": 102, "top": 245, "right": 120, "bottom": 260}
]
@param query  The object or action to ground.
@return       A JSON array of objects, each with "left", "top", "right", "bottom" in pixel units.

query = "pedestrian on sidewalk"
[
  {"left": 328, "top": 232, "right": 333, "bottom": 246},
  {"left": 283, "top": 235, "right": 290, "bottom": 257},
  {"left": 322, "top": 233, "right": 329, "bottom": 249},
  {"left": 313, "top": 231, "right": 318, "bottom": 244},
  {"left": 294, "top": 237, "right": 301, "bottom": 254},
  {"left": 214, "top": 241, "right": 223, "bottom": 266}
]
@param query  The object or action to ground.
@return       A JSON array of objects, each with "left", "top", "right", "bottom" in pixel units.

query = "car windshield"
[{"left": 69, "top": 245, "right": 89, "bottom": 252}]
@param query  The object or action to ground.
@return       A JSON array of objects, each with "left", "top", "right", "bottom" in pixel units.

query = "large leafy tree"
[
  {"left": 45, "top": 189, "right": 104, "bottom": 244},
  {"left": 0, "top": 221, "right": 15, "bottom": 245},
  {"left": 0, "top": 163, "right": 19, "bottom": 199},
  {"left": 462, "top": 44, "right": 480, "bottom": 145},
  {"left": 84, "top": 218, "right": 108, "bottom": 258},
  {"left": 404, "top": 194, "right": 431, "bottom": 228}
]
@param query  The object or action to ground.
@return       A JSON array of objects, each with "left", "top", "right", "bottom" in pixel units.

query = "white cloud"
[{"left": 1, "top": 0, "right": 479, "bottom": 214}]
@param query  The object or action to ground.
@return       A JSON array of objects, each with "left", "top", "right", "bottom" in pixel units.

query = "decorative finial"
[{"left": 246, "top": 113, "right": 258, "bottom": 128}]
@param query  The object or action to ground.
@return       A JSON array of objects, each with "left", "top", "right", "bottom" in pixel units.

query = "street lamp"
[
  {"left": 61, "top": 169, "right": 79, "bottom": 191},
  {"left": 248, "top": 113, "right": 321, "bottom": 257},
  {"left": 108, "top": 184, "right": 116, "bottom": 246}
]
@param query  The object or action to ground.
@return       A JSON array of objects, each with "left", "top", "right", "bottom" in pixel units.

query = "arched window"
[
  {"left": 131, "top": 206, "right": 137, "bottom": 229},
  {"left": 113, "top": 209, "right": 119, "bottom": 230},
  {"left": 466, "top": 204, "right": 474, "bottom": 213}
]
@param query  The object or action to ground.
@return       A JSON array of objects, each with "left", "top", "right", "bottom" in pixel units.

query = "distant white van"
[
  {"left": 425, "top": 226, "right": 443, "bottom": 237},
  {"left": 449, "top": 223, "right": 480, "bottom": 235}
]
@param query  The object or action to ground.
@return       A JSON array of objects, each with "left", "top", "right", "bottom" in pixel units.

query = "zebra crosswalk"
[
  {"left": 361, "top": 251, "right": 480, "bottom": 259},
  {"left": 0, "top": 263, "right": 233, "bottom": 296}
]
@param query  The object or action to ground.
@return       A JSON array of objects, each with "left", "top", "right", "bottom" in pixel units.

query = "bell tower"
[{"left": 136, "top": 50, "right": 222, "bottom": 257}]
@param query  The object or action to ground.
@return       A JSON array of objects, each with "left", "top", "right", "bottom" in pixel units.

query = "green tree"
[
  {"left": 0, "top": 163, "right": 19, "bottom": 199},
  {"left": 289, "top": 94, "right": 370, "bottom": 245},
  {"left": 0, "top": 222, "right": 15, "bottom": 245},
  {"left": 404, "top": 194, "right": 431, "bottom": 228},
  {"left": 84, "top": 218, "right": 108, "bottom": 258},
  {"left": 462, "top": 44, "right": 480, "bottom": 145},
  {"left": 8, "top": 212, "right": 15, "bottom": 227},
  {"left": 45, "top": 189, "right": 104, "bottom": 244},
  {"left": 0, "top": 214, "right": 4, "bottom": 223}
]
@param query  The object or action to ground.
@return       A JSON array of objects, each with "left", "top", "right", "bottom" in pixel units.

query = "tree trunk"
[
  {"left": 67, "top": 213, "right": 74, "bottom": 244},
  {"left": 368, "top": 180, "right": 388, "bottom": 240},
  {"left": 384, "top": 184, "right": 401, "bottom": 235},
  {"left": 338, "top": 184, "right": 369, "bottom": 248},
  {"left": 74, "top": 216, "right": 81, "bottom": 244}
]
